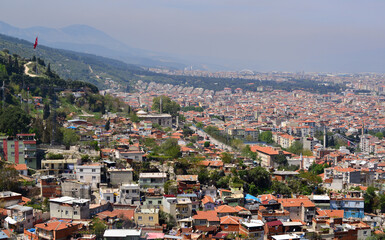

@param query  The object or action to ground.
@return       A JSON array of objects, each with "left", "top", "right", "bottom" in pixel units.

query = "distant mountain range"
[{"left": 0, "top": 21, "right": 227, "bottom": 71}]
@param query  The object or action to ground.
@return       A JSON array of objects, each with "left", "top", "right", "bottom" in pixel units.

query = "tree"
[
  {"left": 90, "top": 217, "right": 107, "bottom": 239},
  {"left": 259, "top": 131, "right": 273, "bottom": 143},
  {"left": 43, "top": 103, "right": 50, "bottom": 120},
  {"left": 220, "top": 152, "right": 233, "bottom": 163},
  {"left": 241, "top": 145, "right": 257, "bottom": 160},
  {"left": 196, "top": 122, "right": 204, "bottom": 129},
  {"left": 204, "top": 141, "right": 210, "bottom": 148},
  {"left": 271, "top": 180, "right": 292, "bottom": 196},
  {"left": 152, "top": 95, "right": 180, "bottom": 117},
  {"left": 159, "top": 210, "right": 176, "bottom": 230},
  {"left": 0, "top": 106, "right": 31, "bottom": 136},
  {"left": 375, "top": 132, "right": 384, "bottom": 140},
  {"left": 273, "top": 154, "right": 288, "bottom": 166},
  {"left": 130, "top": 112, "right": 140, "bottom": 123},
  {"left": 0, "top": 162, "right": 20, "bottom": 192},
  {"left": 164, "top": 180, "right": 177, "bottom": 195},
  {"left": 62, "top": 128, "right": 79, "bottom": 149},
  {"left": 287, "top": 141, "right": 304, "bottom": 155},
  {"left": 239, "top": 167, "right": 271, "bottom": 194},
  {"left": 105, "top": 118, "right": 111, "bottom": 131},
  {"left": 309, "top": 163, "right": 329, "bottom": 175},
  {"left": 364, "top": 186, "right": 379, "bottom": 213},
  {"left": 161, "top": 138, "right": 181, "bottom": 159}
]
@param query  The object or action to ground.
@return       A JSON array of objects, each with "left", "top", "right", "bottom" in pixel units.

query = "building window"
[
  {"left": 80, "top": 176, "right": 84, "bottom": 179},
  {"left": 132, "top": 190, "right": 137, "bottom": 193},
  {"left": 92, "top": 176, "right": 96, "bottom": 180},
  {"left": 149, "top": 201, "right": 153, "bottom": 204},
  {"left": 74, "top": 211, "right": 78, "bottom": 215},
  {"left": 65, "top": 211, "right": 68, "bottom": 215},
  {"left": 224, "top": 225, "right": 228, "bottom": 229},
  {"left": 80, "top": 169, "right": 83, "bottom": 172},
  {"left": 92, "top": 169, "right": 96, "bottom": 172},
  {"left": 149, "top": 216, "right": 153, "bottom": 221},
  {"left": 138, "top": 216, "right": 142, "bottom": 221},
  {"left": 107, "top": 196, "right": 110, "bottom": 201}
]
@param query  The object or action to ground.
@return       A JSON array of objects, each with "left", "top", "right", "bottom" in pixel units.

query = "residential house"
[
  {"left": 35, "top": 220, "right": 83, "bottom": 240},
  {"left": 49, "top": 196, "right": 90, "bottom": 220},
  {"left": 139, "top": 172, "right": 167, "bottom": 190},
  {"left": 75, "top": 163, "right": 103, "bottom": 189},
  {"left": 134, "top": 208, "right": 159, "bottom": 227}
]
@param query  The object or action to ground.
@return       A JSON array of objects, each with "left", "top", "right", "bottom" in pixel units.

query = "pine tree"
[
  {"left": 105, "top": 118, "right": 110, "bottom": 131},
  {"left": 43, "top": 104, "right": 50, "bottom": 120}
]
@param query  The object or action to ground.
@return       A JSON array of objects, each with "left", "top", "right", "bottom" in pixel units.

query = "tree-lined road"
[{"left": 190, "top": 125, "right": 233, "bottom": 152}]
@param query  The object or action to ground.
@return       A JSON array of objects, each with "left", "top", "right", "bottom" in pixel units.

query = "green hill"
[
  {"left": 0, "top": 33, "right": 144, "bottom": 89},
  {"left": 0, "top": 48, "right": 128, "bottom": 146}
]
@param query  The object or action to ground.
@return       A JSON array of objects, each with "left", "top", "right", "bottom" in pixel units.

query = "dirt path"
[{"left": 24, "top": 62, "right": 38, "bottom": 77}]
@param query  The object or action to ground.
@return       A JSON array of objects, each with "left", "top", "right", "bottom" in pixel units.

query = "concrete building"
[
  {"left": 139, "top": 172, "right": 167, "bottom": 190},
  {"left": 108, "top": 168, "right": 133, "bottom": 186},
  {"left": 75, "top": 163, "right": 103, "bottom": 189},
  {"left": 49, "top": 196, "right": 90, "bottom": 220},
  {"left": 0, "top": 134, "right": 38, "bottom": 169},
  {"left": 134, "top": 208, "right": 159, "bottom": 227},
  {"left": 0, "top": 191, "right": 22, "bottom": 207},
  {"left": 61, "top": 180, "right": 92, "bottom": 199},
  {"left": 5, "top": 205, "right": 34, "bottom": 233},
  {"left": 118, "top": 184, "right": 140, "bottom": 205}
]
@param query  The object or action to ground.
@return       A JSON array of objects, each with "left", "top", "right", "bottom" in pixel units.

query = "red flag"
[{"left": 33, "top": 37, "right": 38, "bottom": 49}]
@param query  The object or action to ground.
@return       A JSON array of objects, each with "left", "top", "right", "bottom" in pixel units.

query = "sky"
[{"left": 2, "top": 0, "right": 385, "bottom": 72}]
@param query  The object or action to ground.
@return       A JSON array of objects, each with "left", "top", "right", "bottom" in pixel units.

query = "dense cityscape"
[{"left": 2, "top": 1, "right": 385, "bottom": 240}]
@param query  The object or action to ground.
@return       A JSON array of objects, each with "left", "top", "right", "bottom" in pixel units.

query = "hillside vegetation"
[{"left": 0, "top": 49, "right": 128, "bottom": 144}]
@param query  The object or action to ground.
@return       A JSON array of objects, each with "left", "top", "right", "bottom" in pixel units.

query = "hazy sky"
[{"left": 2, "top": 0, "right": 385, "bottom": 72}]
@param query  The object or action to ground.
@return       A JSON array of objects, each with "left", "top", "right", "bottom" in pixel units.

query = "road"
[{"left": 190, "top": 125, "right": 234, "bottom": 152}]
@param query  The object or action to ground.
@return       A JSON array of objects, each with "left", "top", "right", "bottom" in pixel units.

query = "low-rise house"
[
  {"left": 35, "top": 220, "right": 83, "bottom": 240},
  {"left": 4, "top": 205, "right": 34, "bottom": 233},
  {"left": 118, "top": 184, "right": 140, "bottom": 205},
  {"left": 75, "top": 163, "right": 103, "bottom": 189},
  {"left": 175, "top": 198, "right": 192, "bottom": 220},
  {"left": 49, "top": 196, "right": 90, "bottom": 220},
  {"left": 108, "top": 168, "right": 134, "bottom": 186},
  {"left": 201, "top": 185, "right": 217, "bottom": 200},
  {"left": 330, "top": 192, "right": 364, "bottom": 219},
  {"left": 142, "top": 195, "right": 163, "bottom": 210},
  {"left": 40, "top": 176, "right": 61, "bottom": 198},
  {"left": 202, "top": 195, "right": 215, "bottom": 210},
  {"left": 61, "top": 180, "right": 92, "bottom": 199},
  {"left": 0, "top": 192, "right": 22, "bottom": 207},
  {"left": 176, "top": 175, "right": 200, "bottom": 192},
  {"left": 134, "top": 208, "right": 159, "bottom": 227},
  {"left": 220, "top": 215, "right": 241, "bottom": 233},
  {"left": 139, "top": 172, "right": 167, "bottom": 190},
  {"left": 192, "top": 210, "right": 220, "bottom": 228},
  {"left": 239, "top": 219, "right": 264, "bottom": 240},
  {"left": 100, "top": 187, "right": 119, "bottom": 204},
  {"left": 278, "top": 197, "right": 316, "bottom": 223}
]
